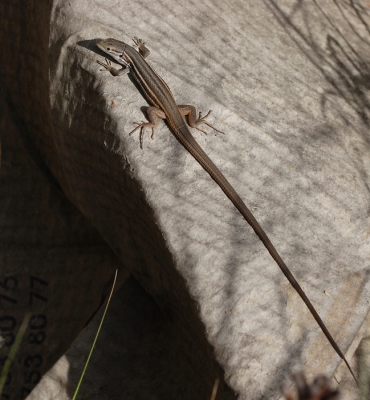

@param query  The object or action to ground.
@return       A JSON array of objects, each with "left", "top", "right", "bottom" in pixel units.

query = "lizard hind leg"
[
  {"left": 128, "top": 121, "right": 154, "bottom": 149},
  {"left": 128, "top": 106, "right": 166, "bottom": 148},
  {"left": 178, "top": 105, "right": 224, "bottom": 135}
]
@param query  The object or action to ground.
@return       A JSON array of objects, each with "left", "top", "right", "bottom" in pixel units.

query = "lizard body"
[{"left": 96, "top": 37, "right": 356, "bottom": 382}]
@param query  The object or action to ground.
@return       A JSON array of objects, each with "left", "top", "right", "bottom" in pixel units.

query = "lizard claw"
[
  {"left": 132, "top": 37, "right": 145, "bottom": 47},
  {"left": 129, "top": 121, "right": 156, "bottom": 149},
  {"left": 194, "top": 110, "right": 224, "bottom": 135},
  {"left": 97, "top": 58, "right": 112, "bottom": 70}
]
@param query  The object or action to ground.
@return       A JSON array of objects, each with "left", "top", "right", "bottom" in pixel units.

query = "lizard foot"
[
  {"left": 129, "top": 121, "right": 156, "bottom": 149},
  {"left": 193, "top": 110, "right": 224, "bottom": 135}
]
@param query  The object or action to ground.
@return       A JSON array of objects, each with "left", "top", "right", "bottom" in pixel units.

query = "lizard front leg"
[
  {"left": 132, "top": 37, "right": 150, "bottom": 59},
  {"left": 97, "top": 58, "right": 130, "bottom": 77}
]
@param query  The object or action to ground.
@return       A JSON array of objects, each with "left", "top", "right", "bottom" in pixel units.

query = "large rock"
[{"left": 1, "top": 0, "right": 369, "bottom": 398}]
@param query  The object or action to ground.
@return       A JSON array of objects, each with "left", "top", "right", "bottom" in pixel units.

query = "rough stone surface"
[
  {"left": 0, "top": 1, "right": 233, "bottom": 399},
  {"left": 29, "top": 276, "right": 235, "bottom": 400},
  {"left": 1, "top": 0, "right": 370, "bottom": 399}
]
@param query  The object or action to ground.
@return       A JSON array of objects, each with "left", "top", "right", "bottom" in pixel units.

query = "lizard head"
[{"left": 96, "top": 38, "right": 132, "bottom": 66}]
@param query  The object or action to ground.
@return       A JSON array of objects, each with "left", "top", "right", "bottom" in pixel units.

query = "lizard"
[{"left": 95, "top": 37, "right": 356, "bottom": 383}]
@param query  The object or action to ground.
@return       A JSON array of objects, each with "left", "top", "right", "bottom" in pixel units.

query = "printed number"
[
  {"left": 0, "top": 277, "right": 17, "bottom": 290},
  {"left": 24, "top": 370, "right": 41, "bottom": 385},
  {"left": 24, "top": 354, "right": 43, "bottom": 368},
  {"left": 30, "top": 276, "right": 48, "bottom": 289},
  {"left": 29, "top": 276, "right": 48, "bottom": 305},
  {"left": 29, "top": 314, "right": 47, "bottom": 330},
  {"left": 0, "top": 294, "right": 17, "bottom": 305},
  {"left": 29, "top": 292, "right": 47, "bottom": 305},
  {"left": 0, "top": 277, "right": 18, "bottom": 304},
  {"left": 27, "top": 331, "right": 45, "bottom": 345},
  {"left": 2, "top": 332, "right": 15, "bottom": 347},
  {"left": 0, "top": 316, "right": 16, "bottom": 331}
]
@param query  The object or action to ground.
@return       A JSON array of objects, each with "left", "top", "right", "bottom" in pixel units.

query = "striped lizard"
[{"left": 96, "top": 37, "right": 356, "bottom": 382}]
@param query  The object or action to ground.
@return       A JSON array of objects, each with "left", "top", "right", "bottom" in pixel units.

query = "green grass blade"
[
  {"left": 0, "top": 311, "right": 31, "bottom": 395},
  {"left": 71, "top": 269, "right": 118, "bottom": 400},
  {"left": 210, "top": 378, "right": 219, "bottom": 400}
]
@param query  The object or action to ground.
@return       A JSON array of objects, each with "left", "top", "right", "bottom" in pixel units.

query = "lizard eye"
[
  {"left": 119, "top": 54, "right": 123, "bottom": 58},
  {"left": 107, "top": 47, "right": 110, "bottom": 51}
]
